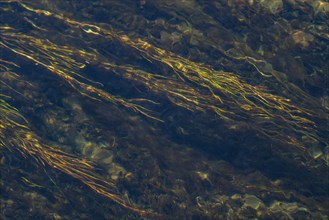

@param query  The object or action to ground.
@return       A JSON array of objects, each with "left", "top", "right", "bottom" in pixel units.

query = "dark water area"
[{"left": 0, "top": 0, "right": 328, "bottom": 219}]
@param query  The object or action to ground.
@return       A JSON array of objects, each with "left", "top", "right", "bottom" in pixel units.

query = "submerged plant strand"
[
  {"left": 0, "top": 0, "right": 328, "bottom": 217},
  {"left": 0, "top": 97, "right": 155, "bottom": 216}
]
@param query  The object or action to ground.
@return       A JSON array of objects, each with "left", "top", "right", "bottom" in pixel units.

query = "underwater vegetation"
[{"left": 0, "top": 0, "right": 328, "bottom": 219}]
